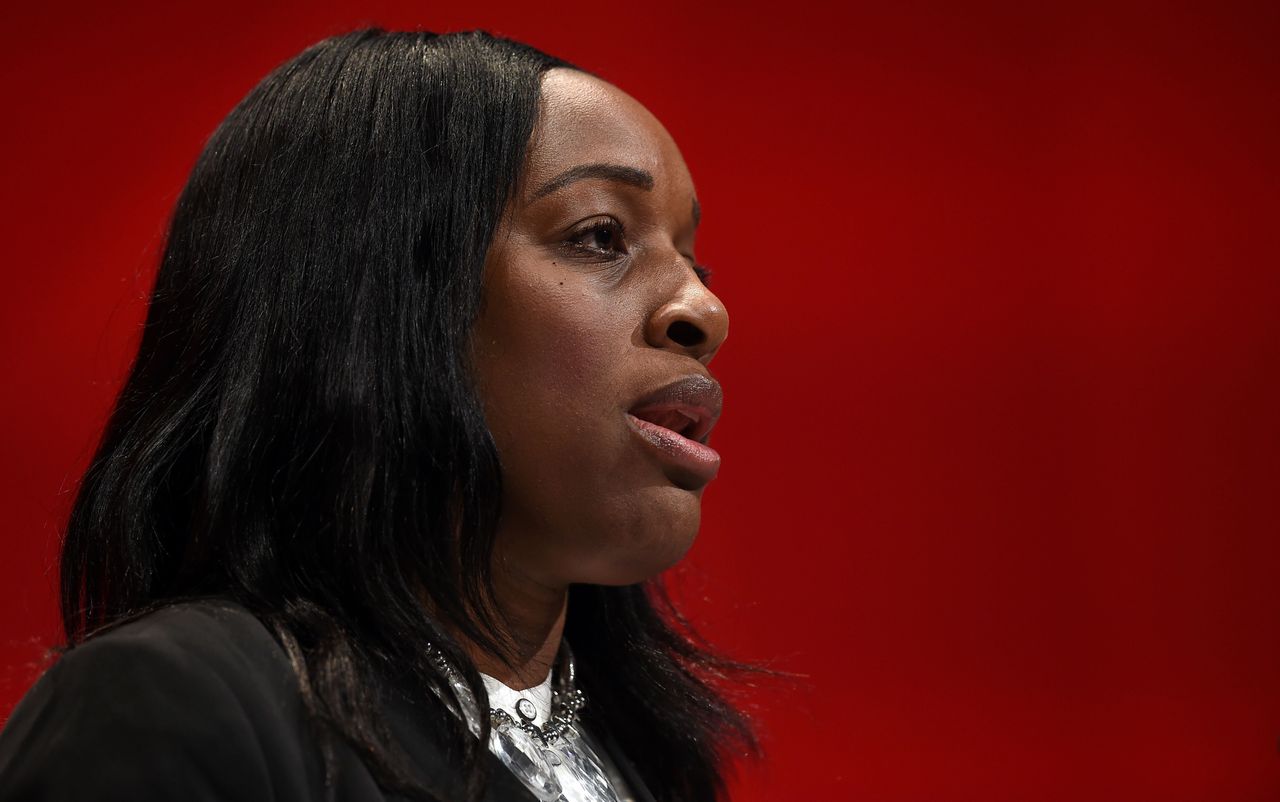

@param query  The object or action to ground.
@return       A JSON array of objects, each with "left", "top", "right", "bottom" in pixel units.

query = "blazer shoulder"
[
  {"left": 0, "top": 599, "right": 318, "bottom": 802},
  {"left": 64, "top": 598, "right": 295, "bottom": 686}
]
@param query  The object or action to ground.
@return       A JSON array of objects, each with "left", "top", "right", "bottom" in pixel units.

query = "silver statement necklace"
[
  {"left": 425, "top": 640, "right": 586, "bottom": 745},
  {"left": 426, "top": 641, "right": 625, "bottom": 802},
  {"left": 485, "top": 646, "right": 586, "bottom": 748}
]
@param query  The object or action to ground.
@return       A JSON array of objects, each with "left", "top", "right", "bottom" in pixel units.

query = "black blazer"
[{"left": 0, "top": 600, "right": 653, "bottom": 802}]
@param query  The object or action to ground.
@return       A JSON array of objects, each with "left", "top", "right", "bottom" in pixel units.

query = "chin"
[{"left": 586, "top": 483, "right": 703, "bottom": 586}]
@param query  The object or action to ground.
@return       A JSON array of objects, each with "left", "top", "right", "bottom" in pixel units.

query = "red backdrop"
[{"left": 2, "top": 3, "right": 1278, "bottom": 800}]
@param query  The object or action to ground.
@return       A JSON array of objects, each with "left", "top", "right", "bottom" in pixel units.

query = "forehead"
[{"left": 522, "top": 68, "right": 693, "bottom": 197}]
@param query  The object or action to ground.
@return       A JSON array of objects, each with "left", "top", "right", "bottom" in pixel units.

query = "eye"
[
  {"left": 693, "top": 264, "right": 713, "bottom": 287},
  {"left": 565, "top": 217, "right": 627, "bottom": 258}
]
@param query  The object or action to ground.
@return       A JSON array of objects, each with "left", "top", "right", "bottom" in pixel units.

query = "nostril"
[{"left": 667, "top": 320, "right": 705, "bottom": 347}]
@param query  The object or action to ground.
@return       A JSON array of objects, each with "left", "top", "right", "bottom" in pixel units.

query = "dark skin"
[{"left": 467, "top": 69, "right": 729, "bottom": 689}]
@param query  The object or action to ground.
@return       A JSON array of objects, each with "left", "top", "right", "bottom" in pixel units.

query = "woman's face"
[{"left": 471, "top": 68, "right": 728, "bottom": 589}]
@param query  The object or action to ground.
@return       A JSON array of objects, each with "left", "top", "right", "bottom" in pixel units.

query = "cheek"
[
  {"left": 472, "top": 262, "right": 698, "bottom": 584},
  {"left": 473, "top": 254, "right": 706, "bottom": 585},
  {"left": 477, "top": 278, "right": 624, "bottom": 430},
  {"left": 472, "top": 264, "right": 631, "bottom": 510}
]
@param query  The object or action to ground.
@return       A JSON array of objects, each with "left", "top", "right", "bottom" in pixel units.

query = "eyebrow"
[{"left": 530, "top": 162, "right": 655, "bottom": 200}]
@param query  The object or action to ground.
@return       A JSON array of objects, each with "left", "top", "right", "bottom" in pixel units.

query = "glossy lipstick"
[
  {"left": 626, "top": 414, "right": 721, "bottom": 486},
  {"left": 626, "top": 374, "right": 723, "bottom": 488}
]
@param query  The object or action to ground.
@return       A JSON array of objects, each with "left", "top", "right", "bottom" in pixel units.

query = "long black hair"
[{"left": 60, "top": 27, "right": 757, "bottom": 802}]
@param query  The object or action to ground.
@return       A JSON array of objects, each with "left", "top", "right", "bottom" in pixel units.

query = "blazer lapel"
[
  {"left": 482, "top": 750, "right": 541, "bottom": 802},
  {"left": 380, "top": 676, "right": 538, "bottom": 802},
  {"left": 586, "top": 726, "right": 658, "bottom": 802}
]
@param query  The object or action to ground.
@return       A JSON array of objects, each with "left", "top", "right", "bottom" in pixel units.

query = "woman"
[{"left": 0, "top": 27, "right": 756, "bottom": 802}]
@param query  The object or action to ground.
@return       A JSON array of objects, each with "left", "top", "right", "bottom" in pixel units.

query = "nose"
[{"left": 644, "top": 275, "right": 729, "bottom": 365}]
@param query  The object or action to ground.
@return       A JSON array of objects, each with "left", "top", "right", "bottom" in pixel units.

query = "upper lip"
[{"left": 626, "top": 374, "right": 723, "bottom": 443}]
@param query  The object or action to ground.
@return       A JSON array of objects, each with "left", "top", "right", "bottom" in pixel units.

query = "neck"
[{"left": 463, "top": 555, "right": 568, "bottom": 691}]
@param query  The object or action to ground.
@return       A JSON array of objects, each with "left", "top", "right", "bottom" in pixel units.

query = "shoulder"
[
  {"left": 56, "top": 598, "right": 295, "bottom": 695},
  {"left": 24, "top": 598, "right": 298, "bottom": 725},
  {"left": 58, "top": 598, "right": 285, "bottom": 669},
  {"left": 0, "top": 599, "right": 318, "bottom": 801}
]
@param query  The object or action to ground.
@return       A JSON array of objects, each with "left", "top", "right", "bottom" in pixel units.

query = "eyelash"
[{"left": 564, "top": 218, "right": 713, "bottom": 287}]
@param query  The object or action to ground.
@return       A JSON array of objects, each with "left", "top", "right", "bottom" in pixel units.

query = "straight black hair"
[{"left": 60, "top": 27, "right": 758, "bottom": 802}]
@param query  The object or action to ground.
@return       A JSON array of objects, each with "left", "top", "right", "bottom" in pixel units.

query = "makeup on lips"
[{"left": 625, "top": 374, "right": 722, "bottom": 488}]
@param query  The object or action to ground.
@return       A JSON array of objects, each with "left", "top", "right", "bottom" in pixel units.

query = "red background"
[{"left": 2, "top": 2, "right": 1278, "bottom": 800}]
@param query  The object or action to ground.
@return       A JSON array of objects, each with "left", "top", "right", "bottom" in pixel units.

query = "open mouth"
[
  {"left": 624, "top": 374, "right": 723, "bottom": 487},
  {"left": 627, "top": 406, "right": 711, "bottom": 444},
  {"left": 624, "top": 410, "right": 721, "bottom": 488}
]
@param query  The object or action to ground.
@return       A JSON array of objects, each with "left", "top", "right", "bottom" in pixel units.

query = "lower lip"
[{"left": 625, "top": 413, "right": 721, "bottom": 486}]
